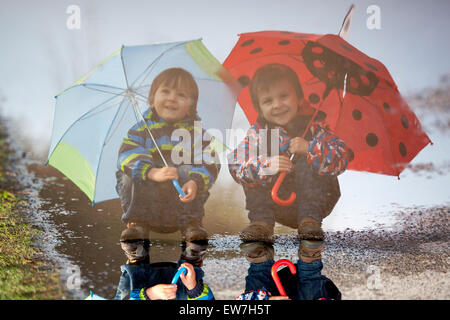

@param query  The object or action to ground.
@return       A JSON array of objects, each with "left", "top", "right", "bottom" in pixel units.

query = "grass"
[{"left": 0, "top": 124, "right": 62, "bottom": 299}]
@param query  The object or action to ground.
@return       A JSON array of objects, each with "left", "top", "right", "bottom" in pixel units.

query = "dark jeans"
[
  {"left": 245, "top": 259, "right": 341, "bottom": 300},
  {"left": 116, "top": 165, "right": 210, "bottom": 232},
  {"left": 244, "top": 157, "right": 341, "bottom": 227}
]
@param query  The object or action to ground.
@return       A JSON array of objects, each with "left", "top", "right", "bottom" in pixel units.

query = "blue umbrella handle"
[
  {"left": 172, "top": 180, "right": 187, "bottom": 198},
  {"left": 171, "top": 267, "right": 187, "bottom": 285}
]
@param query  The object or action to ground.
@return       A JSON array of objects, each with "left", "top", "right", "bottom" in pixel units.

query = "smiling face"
[
  {"left": 249, "top": 64, "right": 304, "bottom": 126},
  {"left": 152, "top": 84, "right": 193, "bottom": 123},
  {"left": 256, "top": 79, "right": 301, "bottom": 126},
  {"left": 148, "top": 68, "right": 199, "bottom": 123}
]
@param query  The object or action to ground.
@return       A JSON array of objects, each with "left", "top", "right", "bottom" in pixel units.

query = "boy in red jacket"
[{"left": 228, "top": 64, "right": 351, "bottom": 241}]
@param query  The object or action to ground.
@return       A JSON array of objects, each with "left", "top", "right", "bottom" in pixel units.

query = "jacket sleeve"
[
  {"left": 186, "top": 280, "right": 215, "bottom": 300},
  {"left": 306, "top": 121, "right": 351, "bottom": 176},
  {"left": 188, "top": 129, "right": 220, "bottom": 192},
  {"left": 117, "top": 120, "right": 154, "bottom": 182},
  {"left": 227, "top": 127, "right": 274, "bottom": 187},
  {"left": 236, "top": 288, "right": 270, "bottom": 300}
]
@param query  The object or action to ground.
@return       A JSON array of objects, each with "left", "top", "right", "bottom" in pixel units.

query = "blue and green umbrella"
[{"left": 46, "top": 39, "right": 239, "bottom": 205}]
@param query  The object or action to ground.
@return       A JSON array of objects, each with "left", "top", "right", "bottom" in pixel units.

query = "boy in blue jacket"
[
  {"left": 116, "top": 68, "right": 220, "bottom": 243},
  {"left": 115, "top": 227, "right": 213, "bottom": 300}
]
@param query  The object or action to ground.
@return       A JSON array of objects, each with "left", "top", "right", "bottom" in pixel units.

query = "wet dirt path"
[{"left": 14, "top": 143, "right": 449, "bottom": 300}]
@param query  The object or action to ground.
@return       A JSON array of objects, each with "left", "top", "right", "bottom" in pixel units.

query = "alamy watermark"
[
  {"left": 167, "top": 121, "right": 282, "bottom": 175},
  {"left": 366, "top": 265, "right": 384, "bottom": 291},
  {"left": 65, "top": 265, "right": 81, "bottom": 290},
  {"left": 66, "top": 5, "right": 81, "bottom": 30},
  {"left": 367, "top": 5, "right": 381, "bottom": 30}
]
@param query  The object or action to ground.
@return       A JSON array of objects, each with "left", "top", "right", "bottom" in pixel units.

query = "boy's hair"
[
  {"left": 148, "top": 68, "right": 199, "bottom": 115},
  {"left": 249, "top": 63, "right": 304, "bottom": 114}
]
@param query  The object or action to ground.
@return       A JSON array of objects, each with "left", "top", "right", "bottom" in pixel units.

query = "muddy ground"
[
  {"left": 5, "top": 78, "right": 450, "bottom": 300},
  {"left": 12, "top": 158, "right": 447, "bottom": 300}
]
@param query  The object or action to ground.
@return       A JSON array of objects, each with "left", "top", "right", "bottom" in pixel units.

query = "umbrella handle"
[
  {"left": 172, "top": 180, "right": 187, "bottom": 198},
  {"left": 171, "top": 267, "right": 187, "bottom": 285},
  {"left": 271, "top": 172, "right": 296, "bottom": 206},
  {"left": 271, "top": 259, "right": 297, "bottom": 296}
]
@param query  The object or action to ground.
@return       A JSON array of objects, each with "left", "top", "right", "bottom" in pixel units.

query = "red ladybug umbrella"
[{"left": 224, "top": 31, "right": 432, "bottom": 178}]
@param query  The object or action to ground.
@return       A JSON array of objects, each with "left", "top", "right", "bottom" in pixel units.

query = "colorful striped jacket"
[
  {"left": 132, "top": 280, "right": 215, "bottom": 300},
  {"left": 237, "top": 288, "right": 270, "bottom": 300},
  {"left": 114, "top": 262, "right": 214, "bottom": 300},
  {"left": 228, "top": 113, "right": 351, "bottom": 187},
  {"left": 118, "top": 108, "right": 220, "bottom": 192}
]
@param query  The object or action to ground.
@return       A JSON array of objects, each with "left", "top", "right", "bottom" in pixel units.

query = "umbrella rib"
[
  {"left": 81, "top": 83, "right": 126, "bottom": 97},
  {"left": 92, "top": 95, "right": 131, "bottom": 204},
  {"left": 47, "top": 94, "right": 123, "bottom": 162},
  {"left": 132, "top": 42, "right": 188, "bottom": 89},
  {"left": 286, "top": 55, "right": 305, "bottom": 64},
  {"left": 120, "top": 46, "right": 130, "bottom": 89},
  {"left": 78, "top": 99, "right": 124, "bottom": 121},
  {"left": 360, "top": 95, "right": 381, "bottom": 110},
  {"left": 225, "top": 52, "right": 306, "bottom": 73},
  {"left": 334, "top": 88, "right": 345, "bottom": 129},
  {"left": 82, "top": 83, "right": 149, "bottom": 106},
  {"left": 103, "top": 99, "right": 133, "bottom": 146},
  {"left": 304, "top": 78, "right": 322, "bottom": 85}
]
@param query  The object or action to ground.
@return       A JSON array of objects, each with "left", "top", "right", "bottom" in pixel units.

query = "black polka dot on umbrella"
[
  {"left": 281, "top": 31, "right": 293, "bottom": 34},
  {"left": 250, "top": 48, "right": 263, "bottom": 54},
  {"left": 294, "top": 35, "right": 308, "bottom": 39},
  {"left": 347, "top": 148, "right": 355, "bottom": 162},
  {"left": 352, "top": 109, "right": 362, "bottom": 120},
  {"left": 316, "top": 110, "right": 327, "bottom": 121},
  {"left": 365, "top": 62, "right": 378, "bottom": 71},
  {"left": 340, "top": 43, "right": 352, "bottom": 52},
  {"left": 383, "top": 102, "right": 391, "bottom": 113},
  {"left": 366, "top": 133, "right": 378, "bottom": 147},
  {"left": 401, "top": 115, "right": 409, "bottom": 129},
  {"left": 278, "top": 40, "right": 290, "bottom": 46},
  {"left": 399, "top": 142, "right": 407, "bottom": 157},
  {"left": 385, "top": 81, "right": 396, "bottom": 89},
  {"left": 241, "top": 39, "right": 255, "bottom": 47},
  {"left": 238, "top": 75, "right": 250, "bottom": 87},
  {"left": 308, "top": 93, "right": 320, "bottom": 104}
]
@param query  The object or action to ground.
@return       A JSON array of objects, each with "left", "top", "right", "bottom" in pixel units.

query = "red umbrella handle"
[
  {"left": 271, "top": 103, "right": 319, "bottom": 206},
  {"left": 271, "top": 171, "right": 296, "bottom": 206},
  {"left": 271, "top": 259, "right": 297, "bottom": 296}
]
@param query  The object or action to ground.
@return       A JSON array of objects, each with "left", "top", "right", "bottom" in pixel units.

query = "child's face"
[
  {"left": 152, "top": 84, "right": 193, "bottom": 123},
  {"left": 257, "top": 79, "right": 301, "bottom": 126}
]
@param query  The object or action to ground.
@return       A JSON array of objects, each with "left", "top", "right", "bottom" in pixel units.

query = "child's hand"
[
  {"left": 179, "top": 263, "right": 196, "bottom": 291},
  {"left": 145, "top": 284, "right": 177, "bottom": 300},
  {"left": 289, "top": 137, "right": 309, "bottom": 156},
  {"left": 266, "top": 155, "right": 293, "bottom": 175},
  {"left": 147, "top": 167, "right": 179, "bottom": 182},
  {"left": 269, "top": 295, "right": 291, "bottom": 300},
  {"left": 179, "top": 180, "right": 197, "bottom": 203}
]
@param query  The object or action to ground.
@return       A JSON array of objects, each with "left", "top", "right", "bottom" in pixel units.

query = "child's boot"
[
  {"left": 181, "top": 220, "right": 209, "bottom": 242},
  {"left": 298, "top": 240, "right": 324, "bottom": 263},
  {"left": 297, "top": 216, "right": 324, "bottom": 240},
  {"left": 239, "top": 221, "right": 274, "bottom": 242},
  {"left": 239, "top": 241, "right": 274, "bottom": 263},
  {"left": 120, "top": 226, "right": 150, "bottom": 264}
]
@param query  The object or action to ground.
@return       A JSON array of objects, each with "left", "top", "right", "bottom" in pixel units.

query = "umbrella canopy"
[
  {"left": 47, "top": 39, "right": 239, "bottom": 204},
  {"left": 223, "top": 31, "right": 432, "bottom": 177}
]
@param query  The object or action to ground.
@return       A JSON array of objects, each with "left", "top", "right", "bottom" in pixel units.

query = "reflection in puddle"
[{"left": 21, "top": 159, "right": 450, "bottom": 299}]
